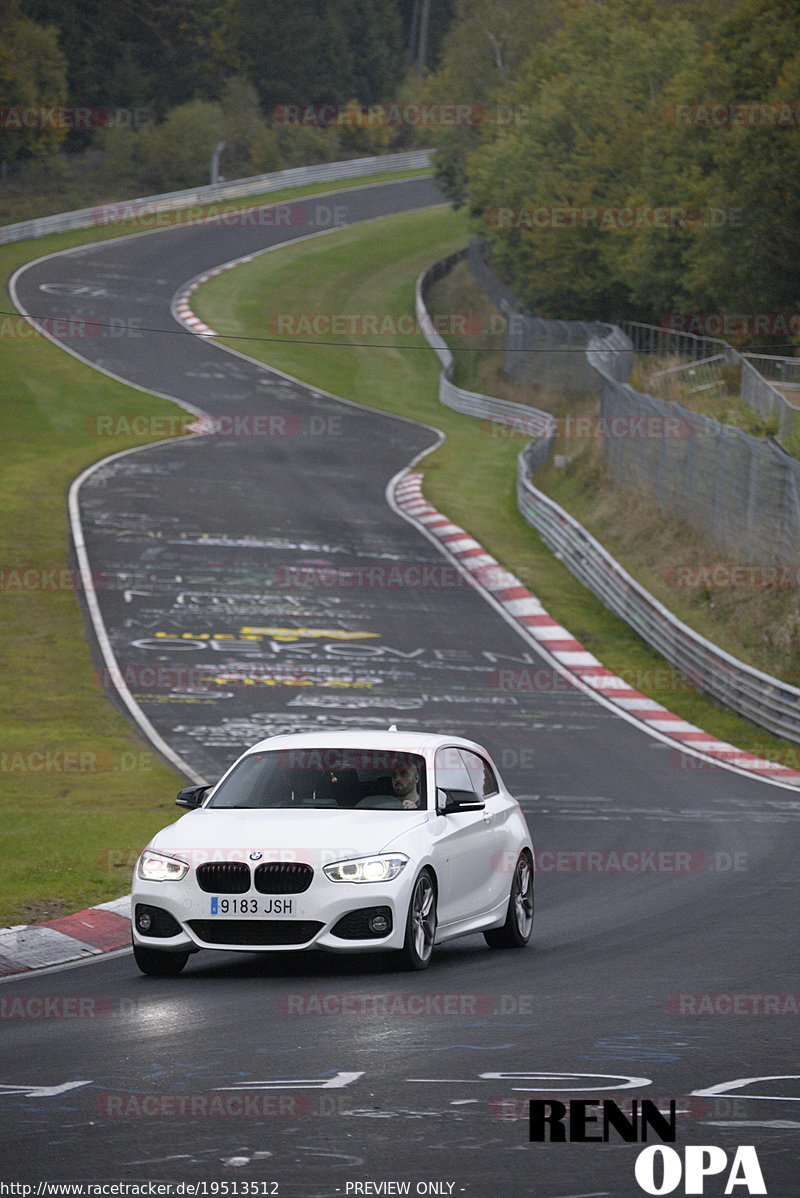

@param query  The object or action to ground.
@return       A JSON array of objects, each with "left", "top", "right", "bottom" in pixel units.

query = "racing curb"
[
  {"left": 0, "top": 897, "right": 131, "bottom": 978},
  {"left": 173, "top": 272, "right": 222, "bottom": 338},
  {"left": 392, "top": 471, "right": 800, "bottom": 788}
]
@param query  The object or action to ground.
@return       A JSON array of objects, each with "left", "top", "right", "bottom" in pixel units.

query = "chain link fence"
[
  {"left": 515, "top": 446, "right": 800, "bottom": 748},
  {"left": 587, "top": 360, "right": 800, "bottom": 568},
  {"left": 740, "top": 355, "right": 800, "bottom": 438},
  {"left": 623, "top": 320, "right": 738, "bottom": 365},
  {"left": 469, "top": 243, "right": 800, "bottom": 567},
  {"left": 467, "top": 239, "right": 630, "bottom": 394},
  {"left": 624, "top": 320, "right": 798, "bottom": 438}
]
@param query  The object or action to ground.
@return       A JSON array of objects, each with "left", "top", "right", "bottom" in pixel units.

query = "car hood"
[{"left": 149, "top": 807, "right": 429, "bottom": 863}]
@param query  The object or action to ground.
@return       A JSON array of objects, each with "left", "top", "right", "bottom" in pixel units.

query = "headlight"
[
  {"left": 137, "top": 849, "right": 189, "bottom": 882},
  {"left": 323, "top": 854, "right": 408, "bottom": 883}
]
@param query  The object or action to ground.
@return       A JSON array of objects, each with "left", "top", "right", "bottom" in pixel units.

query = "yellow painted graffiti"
[
  {"left": 207, "top": 677, "right": 375, "bottom": 688},
  {"left": 239, "top": 627, "right": 379, "bottom": 643},
  {"left": 153, "top": 627, "right": 379, "bottom": 644}
]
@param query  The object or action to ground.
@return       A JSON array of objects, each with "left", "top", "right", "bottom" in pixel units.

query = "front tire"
[
  {"left": 133, "top": 941, "right": 190, "bottom": 976},
  {"left": 399, "top": 869, "right": 437, "bottom": 970},
  {"left": 484, "top": 851, "right": 534, "bottom": 949}
]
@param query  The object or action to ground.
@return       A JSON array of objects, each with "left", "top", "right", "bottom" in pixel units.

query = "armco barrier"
[
  {"left": 0, "top": 150, "right": 434, "bottom": 245},
  {"left": 416, "top": 251, "right": 556, "bottom": 442},
  {"left": 418, "top": 252, "right": 800, "bottom": 746},
  {"left": 515, "top": 451, "right": 800, "bottom": 744}
]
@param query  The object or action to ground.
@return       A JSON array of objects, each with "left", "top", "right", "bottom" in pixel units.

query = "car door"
[
  {"left": 431, "top": 746, "right": 503, "bottom": 928},
  {"left": 459, "top": 748, "right": 513, "bottom": 911}
]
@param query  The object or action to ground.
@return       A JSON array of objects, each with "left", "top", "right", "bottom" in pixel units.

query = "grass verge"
[
  {"left": 0, "top": 167, "right": 432, "bottom": 927},
  {"left": 193, "top": 210, "right": 800, "bottom": 768}
]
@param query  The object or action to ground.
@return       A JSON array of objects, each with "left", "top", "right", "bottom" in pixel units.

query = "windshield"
[{"left": 207, "top": 748, "right": 427, "bottom": 811}]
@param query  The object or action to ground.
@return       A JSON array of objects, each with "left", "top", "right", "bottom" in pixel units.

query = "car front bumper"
[{"left": 130, "top": 868, "right": 418, "bottom": 953}]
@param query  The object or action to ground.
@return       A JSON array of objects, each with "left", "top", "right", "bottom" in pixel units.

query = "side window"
[
  {"left": 435, "top": 746, "right": 474, "bottom": 795},
  {"left": 461, "top": 750, "right": 498, "bottom": 797}
]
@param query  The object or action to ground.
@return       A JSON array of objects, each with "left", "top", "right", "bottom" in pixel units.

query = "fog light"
[
  {"left": 137, "top": 910, "right": 152, "bottom": 933},
  {"left": 331, "top": 906, "right": 392, "bottom": 940}
]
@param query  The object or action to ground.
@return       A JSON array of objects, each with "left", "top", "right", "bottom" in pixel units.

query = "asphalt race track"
[{"left": 5, "top": 176, "right": 800, "bottom": 1196}]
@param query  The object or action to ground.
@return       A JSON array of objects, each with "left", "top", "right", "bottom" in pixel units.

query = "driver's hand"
[{"left": 402, "top": 798, "right": 417, "bottom": 809}]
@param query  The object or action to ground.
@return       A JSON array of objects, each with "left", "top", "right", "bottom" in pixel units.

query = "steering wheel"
[{"left": 355, "top": 794, "right": 404, "bottom": 810}]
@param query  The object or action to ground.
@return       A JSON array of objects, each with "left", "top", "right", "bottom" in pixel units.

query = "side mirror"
[
  {"left": 437, "top": 787, "right": 485, "bottom": 814},
  {"left": 175, "top": 784, "right": 210, "bottom": 809}
]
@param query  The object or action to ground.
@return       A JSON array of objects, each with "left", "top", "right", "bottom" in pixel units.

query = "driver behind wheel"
[{"left": 391, "top": 762, "right": 422, "bottom": 809}]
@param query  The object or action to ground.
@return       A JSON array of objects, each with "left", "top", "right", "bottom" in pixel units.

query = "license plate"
[{"left": 209, "top": 897, "right": 296, "bottom": 916}]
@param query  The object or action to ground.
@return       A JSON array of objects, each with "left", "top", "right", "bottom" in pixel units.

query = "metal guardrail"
[
  {"left": 0, "top": 150, "right": 435, "bottom": 245},
  {"left": 418, "top": 251, "right": 800, "bottom": 746},
  {"left": 416, "top": 252, "right": 556, "bottom": 441},
  {"left": 515, "top": 449, "right": 800, "bottom": 744}
]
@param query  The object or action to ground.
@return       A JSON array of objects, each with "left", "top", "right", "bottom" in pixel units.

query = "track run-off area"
[{"left": 4, "top": 175, "right": 800, "bottom": 1196}]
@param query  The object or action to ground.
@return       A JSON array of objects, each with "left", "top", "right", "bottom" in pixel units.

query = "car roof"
[{"left": 243, "top": 728, "right": 491, "bottom": 759}]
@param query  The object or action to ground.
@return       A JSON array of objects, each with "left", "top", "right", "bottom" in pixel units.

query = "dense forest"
[
  {"left": 421, "top": 0, "right": 799, "bottom": 326},
  {"left": 2, "top": 0, "right": 798, "bottom": 330},
  {"left": 2, "top": 0, "right": 453, "bottom": 185}
]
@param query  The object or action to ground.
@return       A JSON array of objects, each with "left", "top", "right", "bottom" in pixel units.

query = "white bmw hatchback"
[{"left": 131, "top": 729, "right": 534, "bottom": 974}]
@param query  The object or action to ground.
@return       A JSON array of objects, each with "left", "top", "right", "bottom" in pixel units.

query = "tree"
[
  {"left": 466, "top": 0, "right": 701, "bottom": 319},
  {"left": 139, "top": 99, "right": 224, "bottom": 190},
  {"left": 418, "top": 0, "right": 561, "bottom": 206},
  {"left": 677, "top": 0, "right": 800, "bottom": 326},
  {"left": 21, "top": 0, "right": 239, "bottom": 117},
  {"left": 338, "top": 0, "right": 405, "bottom": 101},
  {"left": 399, "top": 0, "right": 456, "bottom": 74},
  {"left": 0, "top": 0, "right": 68, "bottom": 162},
  {"left": 220, "top": 77, "right": 280, "bottom": 175},
  {"left": 235, "top": 0, "right": 356, "bottom": 110}
]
